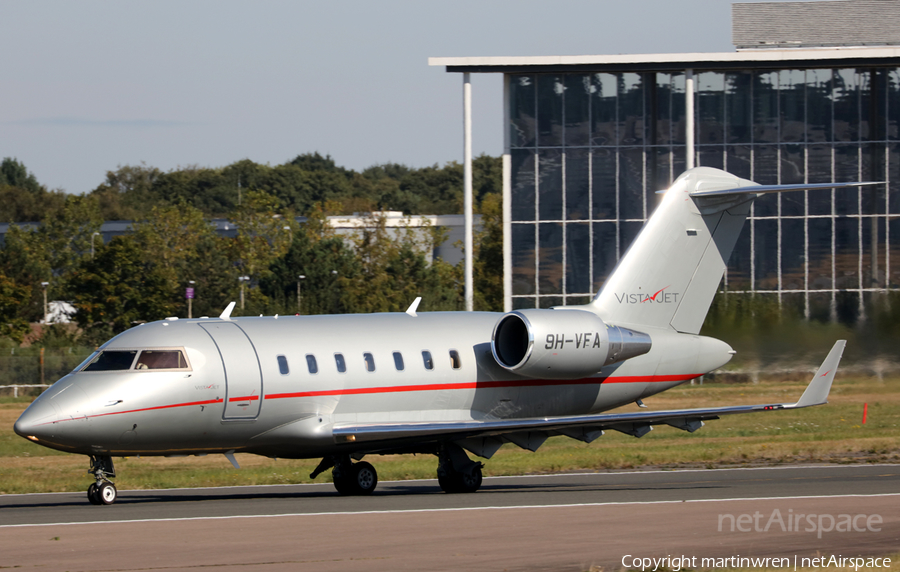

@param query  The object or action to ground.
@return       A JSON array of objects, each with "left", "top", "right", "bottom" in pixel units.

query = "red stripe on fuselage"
[
  {"left": 227, "top": 395, "right": 260, "bottom": 402},
  {"left": 38, "top": 398, "right": 224, "bottom": 425},
  {"left": 263, "top": 373, "right": 700, "bottom": 401},
  {"left": 39, "top": 374, "right": 700, "bottom": 424}
]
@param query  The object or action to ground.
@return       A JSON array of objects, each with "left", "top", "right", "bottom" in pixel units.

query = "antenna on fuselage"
[
  {"left": 219, "top": 301, "right": 236, "bottom": 320},
  {"left": 406, "top": 297, "right": 422, "bottom": 317}
]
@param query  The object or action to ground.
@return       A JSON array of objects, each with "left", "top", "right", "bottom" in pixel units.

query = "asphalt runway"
[{"left": 2, "top": 465, "right": 899, "bottom": 571}]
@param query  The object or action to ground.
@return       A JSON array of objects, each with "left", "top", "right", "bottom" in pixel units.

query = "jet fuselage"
[{"left": 15, "top": 311, "right": 732, "bottom": 459}]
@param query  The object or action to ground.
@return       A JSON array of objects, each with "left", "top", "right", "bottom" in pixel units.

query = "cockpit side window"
[
  {"left": 82, "top": 350, "right": 138, "bottom": 372},
  {"left": 134, "top": 350, "right": 189, "bottom": 370}
]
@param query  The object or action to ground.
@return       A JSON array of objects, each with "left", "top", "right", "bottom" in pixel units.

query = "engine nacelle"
[{"left": 491, "top": 309, "right": 652, "bottom": 379}]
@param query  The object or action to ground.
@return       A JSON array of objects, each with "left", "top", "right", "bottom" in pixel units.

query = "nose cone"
[
  {"left": 14, "top": 396, "right": 59, "bottom": 440},
  {"left": 14, "top": 379, "right": 93, "bottom": 450}
]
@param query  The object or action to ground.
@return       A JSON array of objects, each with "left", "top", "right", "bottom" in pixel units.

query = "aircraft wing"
[{"left": 333, "top": 340, "right": 845, "bottom": 453}]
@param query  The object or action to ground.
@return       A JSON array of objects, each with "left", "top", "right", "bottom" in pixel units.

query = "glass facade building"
[{"left": 500, "top": 61, "right": 900, "bottom": 322}]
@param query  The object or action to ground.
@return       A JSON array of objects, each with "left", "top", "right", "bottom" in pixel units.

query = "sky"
[{"left": 1, "top": 0, "right": 744, "bottom": 195}]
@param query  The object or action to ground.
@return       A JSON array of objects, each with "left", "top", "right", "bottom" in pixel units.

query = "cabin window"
[
  {"left": 449, "top": 350, "right": 461, "bottom": 369},
  {"left": 277, "top": 355, "right": 289, "bottom": 375},
  {"left": 306, "top": 354, "right": 318, "bottom": 374},
  {"left": 82, "top": 350, "right": 138, "bottom": 371},
  {"left": 363, "top": 352, "right": 375, "bottom": 372},
  {"left": 422, "top": 350, "right": 434, "bottom": 370},
  {"left": 135, "top": 350, "right": 188, "bottom": 370},
  {"left": 335, "top": 353, "right": 346, "bottom": 373},
  {"left": 393, "top": 351, "right": 404, "bottom": 371}
]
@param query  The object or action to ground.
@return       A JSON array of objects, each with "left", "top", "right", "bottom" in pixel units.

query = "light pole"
[
  {"left": 40, "top": 281, "right": 49, "bottom": 323},
  {"left": 284, "top": 225, "right": 292, "bottom": 246},
  {"left": 238, "top": 276, "right": 250, "bottom": 310},
  {"left": 330, "top": 270, "right": 338, "bottom": 314},
  {"left": 187, "top": 280, "right": 195, "bottom": 319},
  {"left": 297, "top": 275, "right": 305, "bottom": 314},
  {"left": 91, "top": 232, "right": 100, "bottom": 259}
]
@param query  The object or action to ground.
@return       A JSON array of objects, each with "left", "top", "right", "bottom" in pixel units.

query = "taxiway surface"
[{"left": 2, "top": 465, "right": 899, "bottom": 571}]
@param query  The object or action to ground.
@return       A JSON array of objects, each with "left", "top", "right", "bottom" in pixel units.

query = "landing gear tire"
[
  {"left": 352, "top": 462, "right": 377, "bottom": 496},
  {"left": 87, "top": 483, "right": 101, "bottom": 505},
  {"left": 98, "top": 482, "right": 117, "bottom": 505},
  {"left": 437, "top": 465, "right": 482, "bottom": 494},
  {"left": 332, "top": 460, "right": 378, "bottom": 496},
  {"left": 457, "top": 466, "right": 482, "bottom": 493}
]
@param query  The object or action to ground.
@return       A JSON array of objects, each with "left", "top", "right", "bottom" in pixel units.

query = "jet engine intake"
[{"left": 491, "top": 309, "right": 651, "bottom": 379}]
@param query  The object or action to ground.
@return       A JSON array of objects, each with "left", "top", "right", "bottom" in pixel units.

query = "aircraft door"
[{"left": 199, "top": 322, "right": 263, "bottom": 420}]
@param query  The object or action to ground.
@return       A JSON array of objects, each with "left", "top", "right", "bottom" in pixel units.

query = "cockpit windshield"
[
  {"left": 82, "top": 350, "right": 138, "bottom": 371},
  {"left": 79, "top": 349, "right": 190, "bottom": 372}
]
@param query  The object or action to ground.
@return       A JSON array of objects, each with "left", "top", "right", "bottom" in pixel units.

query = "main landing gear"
[
  {"left": 437, "top": 442, "right": 483, "bottom": 494},
  {"left": 310, "top": 443, "right": 485, "bottom": 496},
  {"left": 86, "top": 455, "right": 117, "bottom": 505},
  {"left": 311, "top": 455, "right": 378, "bottom": 496}
]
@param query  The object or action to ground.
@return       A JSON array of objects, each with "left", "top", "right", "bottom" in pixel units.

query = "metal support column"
[
  {"left": 502, "top": 74, "right": 512, "bottom": 313},
  {"left": 463, "top": 72, "right": 474, "bottom": 312},
  {"left": 685, "top": 68, "right": 695, "bottom": 170}
]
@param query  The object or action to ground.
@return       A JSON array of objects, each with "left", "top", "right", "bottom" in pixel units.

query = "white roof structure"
[{"left": 429, "top": 46, "right": 900, "bottom": 73}]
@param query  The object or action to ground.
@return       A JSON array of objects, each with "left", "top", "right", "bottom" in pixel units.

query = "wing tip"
[{"left": 794, "top": 340, "right": 846, "bottom": 408}]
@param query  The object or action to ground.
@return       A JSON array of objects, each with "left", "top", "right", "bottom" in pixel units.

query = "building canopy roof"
[{"left": 429, "top": 46, "right": 900, "bottom": 74}]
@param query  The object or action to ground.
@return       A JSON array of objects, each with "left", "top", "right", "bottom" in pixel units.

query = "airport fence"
[{"left": 0, "top": 347, "right": 94, "bottom": 396}]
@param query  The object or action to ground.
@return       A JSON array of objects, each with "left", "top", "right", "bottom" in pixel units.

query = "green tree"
[
  {"left": 0, "top": 273, "right": 32, "bottom": 343},
  {"left": 338, "top": 213, "right": 461, "bottom": 313},
  {"left": 133, "top": 201, "right": 218, "bottom": 299},
  {"left": 37, "top": 195, "right": 103, "bottom": 280},
  {"left": 473, "top": 192, "right": 503, "bottom": 311},
  {"left": 228, "top": 189, "right": 295, "bottom": 315},
  {"left": 0, "top": 225, "right": 52, "bottom": 323},
  {"left": 262, "top": 231, "right": 360, "bottom": 315},
  {"left": 152, "top": 167, "right": 234, "bottom": 217},
  {"left": 186, "top": 233, "right": 242, "bottom": 318},
  {"left": 0, "top": 158, "right": 68, "bottom": 223},
  {"left": 89, "top": 163, "right": 163, "bottom": 221},
  {"left": 67, "top": 237, "right": 174, "bottom": 337},
  {"left": 0, "top": 158, "right": 42, "bottom": 192}
]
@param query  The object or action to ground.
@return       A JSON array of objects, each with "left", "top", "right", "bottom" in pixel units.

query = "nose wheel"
[
  {"left": 86, "top": 455, "right": 117, "bottom": 505},
  {"left": 87, "top": 481, "right": 117, "bottom": 505}
]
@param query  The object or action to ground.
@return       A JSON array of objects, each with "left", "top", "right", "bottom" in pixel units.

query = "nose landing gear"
[{"left": 87, "top": 455, "right": 117, "bottom": 505}]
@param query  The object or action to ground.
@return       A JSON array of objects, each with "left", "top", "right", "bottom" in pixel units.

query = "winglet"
[
  {"left": 793, "top": 340, "right": 847, "bottom": 408},
  {"left": 406, "top": 296, "right": 422, "bottom": 317},
  {"left": 219, "top": 301, "right": 236, "bottom": 320}
]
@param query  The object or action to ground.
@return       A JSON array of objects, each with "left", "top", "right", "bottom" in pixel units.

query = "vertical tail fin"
[{"left": 587, "top": 167, "right": 876, "bottom": 334}]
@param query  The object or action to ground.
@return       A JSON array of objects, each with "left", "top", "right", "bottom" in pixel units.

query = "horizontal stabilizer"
[
  {"left": 332, "top": 341, "right": 846, "bottom": 453},
  {"left": 691, "top": 181, "right": 881, "bottom": 197}
]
